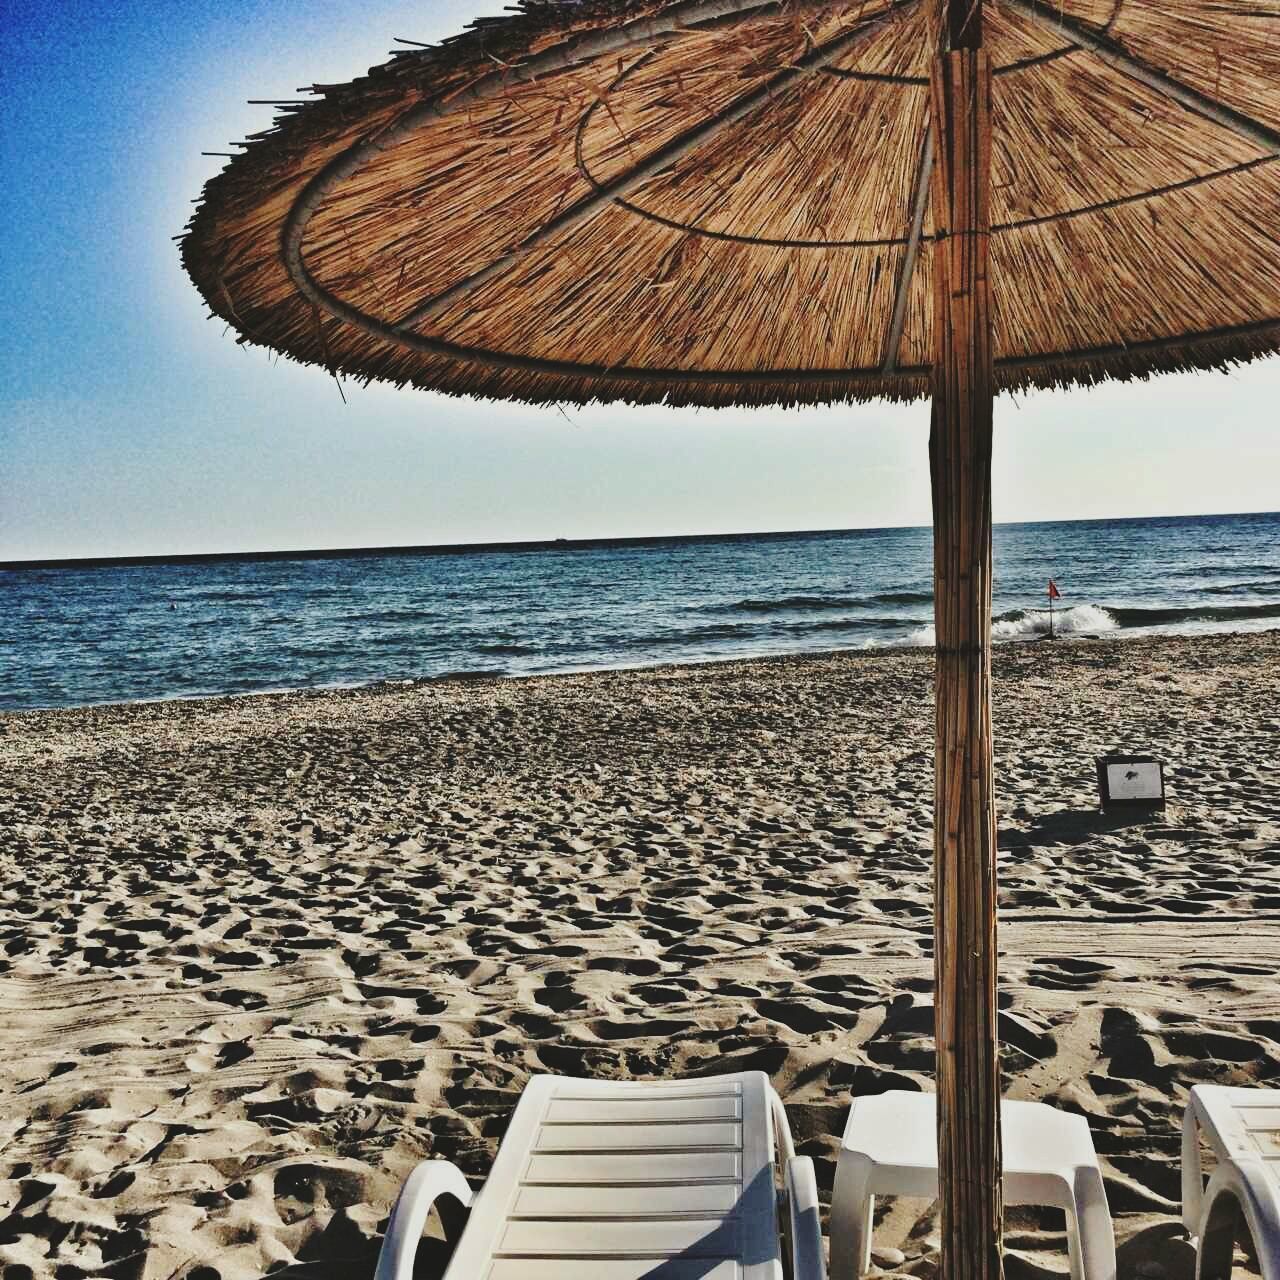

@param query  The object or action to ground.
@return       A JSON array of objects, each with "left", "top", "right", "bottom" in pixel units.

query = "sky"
[{"left": 1, "top": 0, "right": 1277, "bottom": 562}]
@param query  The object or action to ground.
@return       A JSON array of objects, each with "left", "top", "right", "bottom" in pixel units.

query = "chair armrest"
[
  {"left": 786, "top": 1155, "right": 828, "bottom": 1280},
  {"left": 770, "top": 1085, "right": 798, "bottom": 1161},
  {"left": 375, "top": 1159, "right": 475, "bottom": 1280},
  {"left": 1198, "top": 1158, "right": 1280, "bottom": 1280},
  {"left": 1182, "top": 1092, "right": 1207, "bottom": 1235}
]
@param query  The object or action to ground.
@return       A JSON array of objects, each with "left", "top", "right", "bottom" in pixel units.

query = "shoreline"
[
  {"left": 1, "top": 629, "right": 1277, "bottom": 1278},
  {"left": 5, "top": 623, "right": 1279, "bottom": 719}
]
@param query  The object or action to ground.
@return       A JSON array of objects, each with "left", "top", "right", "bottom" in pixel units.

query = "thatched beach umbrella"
[{"left": 181, "top": 0, "right": 1280, "bottom": 1273}]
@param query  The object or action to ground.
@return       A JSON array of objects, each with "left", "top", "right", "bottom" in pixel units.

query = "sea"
[{"left": 3, "top": 511, "right": 1278, "bottom": 712}]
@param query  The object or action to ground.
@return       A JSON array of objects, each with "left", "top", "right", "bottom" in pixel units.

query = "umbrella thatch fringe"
[
  {"left": 999, "top": 319, "right": 1280, "bottom": 397},
  {"left": 181, "top": 0, "right": 1280, "bottom": 408},
  {"left": 202, "top": 313, "right": 1279, "bottom": 409}
]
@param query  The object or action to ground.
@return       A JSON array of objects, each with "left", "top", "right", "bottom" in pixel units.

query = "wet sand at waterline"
[{"left": 1, "top": 631, "right": 1277, "bottom": 1279}]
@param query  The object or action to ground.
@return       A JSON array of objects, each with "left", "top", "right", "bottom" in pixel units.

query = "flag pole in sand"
[{"left": 1048, "top": 579, "right": 1062, "bottom": 640}]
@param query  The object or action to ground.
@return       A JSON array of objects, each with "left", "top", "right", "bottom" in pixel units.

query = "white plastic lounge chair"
[
  {"left": 375, "top": 1070, "right": 826, "bottom": 1280},
  {"left": 1181, "top": 1084, "right": 1280, "bottom": 1280},
  {"left": 829, "top": 1090, "right": 1115, "bottom": 1280}
]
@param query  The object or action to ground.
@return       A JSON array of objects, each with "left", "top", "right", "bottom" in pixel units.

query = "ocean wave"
[
  {"left": 320, "top": 607, "right": 440, "bottom": 624},
  {"left": 904, "top": 603, "right": 1119, "bottom": 647},
  {"left": 874, "top": 590, "right": 934, "bottom": 605},
  {"left": 986, "top": 600, "right": 1280, "bottom": 635},
  {"left": 540, "top": 613, "right": 924, "bottom": 659},
  {"left": 475, "top": 642, "right": 540, "bottom": 655},
  {"left": 994, "top": 603, "right": 1119, "bottom": 638},
  {"left": 719, "top": 594, "right": 871, "bottom": 613},
  {"left": 188, "top": 588, "right": 272, "bottom": 603},
  {"left": 1204, "top": 579, "right": 1280, "bottom": 595},
  {"left": 628, "top": 614, "right": 930, "bottom": 649},
  {"left": 903, "top": 599, "right": 1280, "bottom": 647},
  {"left": 671, "top": 622, "right": 759, "bottom": 642},
  {"left": 718, "top": 589, "right": 931, "bottom": 613},
  {"left": 1109, "top": 601, "right": 1280, "bottom": 626},
  {"left": 1172, "top": 562, "right": 1278, "bottom": 579},
  {"left": 779, "top": 615, "right": 924, "bottom": 635}
]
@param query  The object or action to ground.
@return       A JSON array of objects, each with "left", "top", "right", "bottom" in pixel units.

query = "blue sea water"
[{"left": 3, "top": 511, "right": 1278, "bottom": 712}]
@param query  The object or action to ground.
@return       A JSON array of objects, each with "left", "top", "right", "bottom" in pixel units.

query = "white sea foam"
[
  {"left": 994, "top": 602, "right": 1119, "bottom": 638},
  {"left": 904, "top": 603, "right": 1119, "bottom": 647}
]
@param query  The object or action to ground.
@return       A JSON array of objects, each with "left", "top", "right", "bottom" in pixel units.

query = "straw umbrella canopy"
[{"left": 181, "top": 1, "right": 1280, "bottom": 1274}]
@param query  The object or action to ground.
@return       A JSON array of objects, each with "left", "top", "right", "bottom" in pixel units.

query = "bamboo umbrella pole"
[{"left": 930, "top": 0, "right": 1002, "bottom": 1274}]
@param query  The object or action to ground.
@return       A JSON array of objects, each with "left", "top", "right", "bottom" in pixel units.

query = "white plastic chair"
[
  {"left": 829, "top": 1090, "right": 1115, "bottom": 1280},
  {"left": 375, "top": 1070, "right": 826, "bottom": 1280},
  {"left": 1181, "top": 1084, "right": 1280, "bottom": 1280}
]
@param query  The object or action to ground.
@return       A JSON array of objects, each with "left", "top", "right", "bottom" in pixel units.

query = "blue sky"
[{"left": 2, "top": 0, "right": 1277, "bottom": 561}]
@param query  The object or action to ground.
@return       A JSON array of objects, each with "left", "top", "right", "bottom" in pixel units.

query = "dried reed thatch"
[{"left": 181, "top": 0, "right": 1280, "bottom": 407}]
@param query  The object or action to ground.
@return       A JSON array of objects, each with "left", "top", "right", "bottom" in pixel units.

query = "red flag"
[{"left": 1047, "top": 579, "right": 1062, "bottom": 600}]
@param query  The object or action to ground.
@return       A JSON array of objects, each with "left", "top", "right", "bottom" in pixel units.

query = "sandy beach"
[{"left": 1, "top": 630, "right": 1277, "bottom": 1280}]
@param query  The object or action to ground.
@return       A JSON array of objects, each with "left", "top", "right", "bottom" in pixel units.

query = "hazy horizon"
[{"left": 4, "top": 506, "right": 1277, "bottom": 569}]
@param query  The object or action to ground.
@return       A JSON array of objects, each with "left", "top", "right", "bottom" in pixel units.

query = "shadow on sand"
[{"left": 1002, "top": 804, "right": 1165, "bottom": 850}]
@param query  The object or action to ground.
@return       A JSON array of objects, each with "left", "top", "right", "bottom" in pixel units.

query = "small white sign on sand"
[
  {"left": 1096, "top": 755, "right": 1166, "bottom": 808},
  {"left": 1105, "top": 761, "right": 1163, "bottom": 801}
]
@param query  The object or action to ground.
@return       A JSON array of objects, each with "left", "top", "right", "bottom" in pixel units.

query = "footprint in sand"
[
  {"left": 533, "top": 975, "right": 586, "bottom": 1013},
  {"left": 1029, "top": 956, "right": 1114, "bottom": 991},
  {"left": 590, "top": 1018, "right": 696, "bottom": 1042}
]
